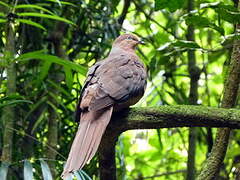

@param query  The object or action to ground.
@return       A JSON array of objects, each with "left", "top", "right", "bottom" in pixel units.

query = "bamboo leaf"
[
  {"left": 45, "top": 0, "right": 77, "bottom": 7},
  {"left": 47, "top": 79, "right": 72, "bottom": 98},
  {"left": 15, "top": 4, "right": 55, "bottom": 15},
  {"left": 200, "top": 2, "right": 220, "bottom": 9},
  {"left": 0, "top": 94, "right": 26, "bottom": 102},
  {"left": 185, "top": 15, "right": 225, "bottom": 35},
  {"left": 0, "top": 162, "right": 9, "bottom": 180},
  {"left": 74, "top": 170, "right": 92, "bottom": 180},
  {"left": 16, "top": 51, "right": 87, "bottom": 75},
  {"left": 48, "top": 91, "right": 68, "bottom": 111},
  {"left": 74, "top": 170, "right": 85, "bottom": 180},
  {"left": 0, "top": 1, "right": 10, "bottom": 8},
  {"left": 16, "top": 19, "right": 46, "bottom": 31},
  {"left": 64, "top": 66, "right": 73, "bottom": 89},
  {"left": 46, "top": 100, "right": 61, "bottom": 119},
  {"left": 24, "top": 160, "right": 33, "bottom": 180},
  {"left": 80, "top": 170, "right": 92, "bottom": 180},
  {"left": 37, "top": 60, "right": 52, "bottom": 86},
  {"left": 185, "top": 15, "right": 210, "bottom": 28},
  {"left": 31, "top": 107, "right": 47, "bottom": 134},
  {"left": 40, "top": 159, "right": 53, "bottom": 180},
  {"left": 0, "top": 100, "right": 33, "bottom": 108},
  {"left": 172, "top": 40, "right": 201, "bottom": 49},
  {"left": 17, "top": 12, "right": 75, "bottom": 25},
  {"left": 0, "top": 18, "right": 6, "bottom": 23},
  {"left": 53, "top": 0, "right": 62, "bottom": 7},
  {"left": 24, "top": 96, "right": 47, "bottom": 122},
  {"left": 155, "top": 0, "right": 184, "bottom": 12}
]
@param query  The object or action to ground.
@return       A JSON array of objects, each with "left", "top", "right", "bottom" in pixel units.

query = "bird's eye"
[{"left": 127, "top": 36, "right": 133, "bottom": 40}]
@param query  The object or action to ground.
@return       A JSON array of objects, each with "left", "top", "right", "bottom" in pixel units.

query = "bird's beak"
[{"left": 138, "top": 40, "right": 145, "bottom": 45}]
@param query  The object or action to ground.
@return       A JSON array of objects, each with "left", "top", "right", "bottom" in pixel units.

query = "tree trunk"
[
  {"left": 197, "top": 1, "right": 240, "bottom": 179},
  {"left": 186, "top": 0, "right": 201, "bottom": 179},
  {"left": 99, "top": 131, "right": 119, "bottom": 180},
  {"left": 45, "top": 21, "right": 68, "bottom": 178},
  {"left": 1, "top": 21, "right": 16, "bottom": 179}
]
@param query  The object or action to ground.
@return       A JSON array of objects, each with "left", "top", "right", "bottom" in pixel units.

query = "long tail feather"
[{"left": 61, "top": 106, "right": 113, "bottom": 179}]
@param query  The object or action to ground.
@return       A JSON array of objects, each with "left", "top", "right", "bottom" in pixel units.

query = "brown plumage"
[{"left": 61, "top": 34, "right": 147, "bottom": 179}]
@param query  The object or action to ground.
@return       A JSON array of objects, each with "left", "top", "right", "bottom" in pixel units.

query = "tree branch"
[
  {"left": 99, "top": 105, "right": 240, "bottom": 180},
  {"left": 118, "top": 0, "right": 131, "bottom": 26},
  {"left": 109, "top": 106, "right": 240, "bottom": 132}
]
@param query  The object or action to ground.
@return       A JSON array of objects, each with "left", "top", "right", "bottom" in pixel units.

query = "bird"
[{"left": 61, "top": 33, "right": 147, "bottom": 179}]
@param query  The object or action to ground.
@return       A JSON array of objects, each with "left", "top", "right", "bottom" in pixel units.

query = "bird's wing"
[
  {"left": 87, "top": 53, "right": 147, "bottom": 111},
  {"left": 75, "top": 61, "right": 103, "bottom": 122}
]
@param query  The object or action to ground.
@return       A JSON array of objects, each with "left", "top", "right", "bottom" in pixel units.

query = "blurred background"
[{"left": 0, "top": 0, "right": 239, "bottom": 179}]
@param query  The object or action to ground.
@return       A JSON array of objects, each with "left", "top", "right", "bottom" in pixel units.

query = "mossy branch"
[
  {"left": 108, "top": 105, "right": 240, "bottom": 133},
  {"left": 99, "top": 105, "right": 240, "bottom": 180}
]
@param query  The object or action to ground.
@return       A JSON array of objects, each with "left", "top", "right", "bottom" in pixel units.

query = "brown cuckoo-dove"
[{"left": 61, "top": 34, "right": 147, "bottom": 179}]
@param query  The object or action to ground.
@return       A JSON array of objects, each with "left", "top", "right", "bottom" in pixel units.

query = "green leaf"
[
  {"left": 74, "top": 170, "right": 85, "bottom": 180},
  {"left": 15, "top": 4, "right": 55, "bottom": 15},
  {"left": 172, "top": 40, "right": 200, "bottom": 49},
  {"left": 0, "top": 18, "right": 6, "bottom": 23},
  {"left": 64, "top": 66, "right": 73, "bottom": 89},
  {"left": 24, "top": 96, "right": 47, "bottom": 122},
  {"left": 0, "top": 100, "right": 33, "bottom": 108},
  {"left": 37, "top": 60, "right": 52, "bottom": 86},
  {"left": 200, "top": 2, "right": 220, "bottom": 9},
  {"left": 185, "top": 15, "right": 224, "bottom": 35},
  {"left": 46, "top": 0, "right": 77, "bottom": 7},
  {"left": 47, "top": 101, "right": 60, "bottom": 119},
  {"left": 31, "top": 107, "right": 47, "bottom": 134},
  {"left": 221, "top": 33, "right": 240, "bottom": 45},
  {"left": 0, "top": 94, "right": 28, "bottom": 102},
  {"left": 156, "top": 129, "right": 163, "bottom": 150},
  {"left": 155, "top": 0, "right": 168, "bottom": 10},
  {"left": 0, "top": 1, "right": 10, "bottom": 8},
  {"left": 16, "top": 19, "right": 46, "bottom": 31},
  {"left": 16, "top": 51, "right": 87, "bottom": 75},
  {"left": 79, "top": 170, "right": 92, "bottom": 180},
  {"left": 185, "top": 16, "right": 210, "bottom": 28},
  {"left": 211, "top": 24, "right": 224, "bottom": 36},
  {"left": 40, "top": 159, "right": 53, "bottom": 180},
  {"left": 24, "top": 160, "right": 33, "bottom": 180},
  {"left": 17, "top": 12, "right": 75, "bottom": 25},
  {"left": 155, "top": 0, "right": 185, "bottom": 12},
  {"left": 48, "top": 91, "right": 67, "bottom": 111},
  {"left": 215, "top": 6, "right": 240, "bottom": 24},
  {"left": 53, "top": 0, "right": 62, "bottom": 7},
  {"left": 47, "top": 79, "right": 72, "bottom": 98},
  {"left": 157, "top": 42, "right": 172, "bottom": 51},
  {"left": 0, "top": 162, "right": 9, "bottom": 180}
]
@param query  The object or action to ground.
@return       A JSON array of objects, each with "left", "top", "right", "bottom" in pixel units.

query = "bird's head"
[{"left": 112, "top": 34, "right": 144, "bottom": 51}]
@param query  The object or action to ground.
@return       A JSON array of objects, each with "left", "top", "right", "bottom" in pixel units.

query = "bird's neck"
[{"left": 109, "top": 46, "right": 136, "bottom": 56}]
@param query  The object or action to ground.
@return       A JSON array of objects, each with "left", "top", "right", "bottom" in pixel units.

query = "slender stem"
[{"left": 186, "top": 0, "right": 201, "bottom": 179}]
